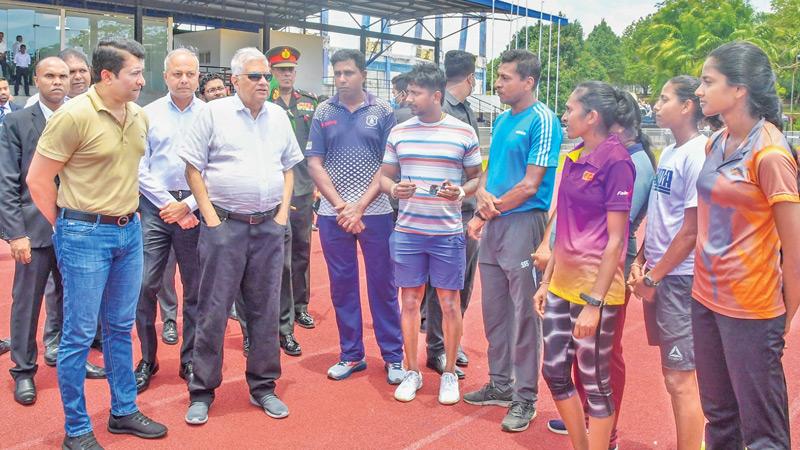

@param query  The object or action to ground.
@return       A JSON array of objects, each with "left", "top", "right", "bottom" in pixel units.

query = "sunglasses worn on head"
[{"left": 242, "top": 72, "right": 272, "bottom": 82}]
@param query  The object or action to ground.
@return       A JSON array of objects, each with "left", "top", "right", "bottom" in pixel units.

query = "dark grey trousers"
[
  {"left": 692, "top": 300, "right": 790, "bottom": 449},
  {"left": 478, "top": 210, "right": 547, "bottom": 403},
  {"left": 189, "top": 216, "right": 284, "bottom": 403},
  {"left": 236, "top": 217, "right": 293, "bottom": 338},
  {"left": 9, "top": 246, "right": 61, "bottom": 379},
  {"left": 156, "top": 249, "right": 178, "bottom": 324},
  {"left": 424, "top": 209, "right": 479, "bottom": 358},
  {"left": 135, "top": 198, "right": 200, "bottom": 365},
  {"left": 289, "top": 193, "right": 314, "bottom": 314}
]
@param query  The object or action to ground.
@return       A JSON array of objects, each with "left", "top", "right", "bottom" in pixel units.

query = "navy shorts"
[
  {"left": 643, "top": 275, "right": 695, "bottom": 371},
  {"left": 389, "top": 231, "right": 465, "bottom": 291}
]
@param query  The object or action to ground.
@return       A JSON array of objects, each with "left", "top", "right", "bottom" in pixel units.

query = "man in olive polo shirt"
[{"left": 27, "top": 39, "right": 167, "bottom": 450}]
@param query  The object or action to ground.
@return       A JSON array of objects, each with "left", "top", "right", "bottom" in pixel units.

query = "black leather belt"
[
  {"left": 213, "top": 205, "right": 279, "bottom": 225},
  {"left": 168, "top": 190, "right": 192, "bottom": 201},
  {"left": 61, "top": 208, "right": 136, "bottom": 226}
]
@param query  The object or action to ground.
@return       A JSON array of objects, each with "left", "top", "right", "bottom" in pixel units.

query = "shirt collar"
[
  {"left": 86, "top": 85, "right": 140, "bottom": 122},
  {"left": 165, "top": 93, "right": 201, "bottom": 113},
  {"left": 38, "top": 101, "right": 55, "bottom": 121},
  {"left": 568, "top": 134, "right": 625, "bottom": 169},
  {"left": 232, "top": 93, "right": 268, "bottom": 119},
  {"left": 445, "top": 91, "right": 464, "bottom": 107},
  {"left": 331, "top": 90, "right": 375, "bottom": 110}
]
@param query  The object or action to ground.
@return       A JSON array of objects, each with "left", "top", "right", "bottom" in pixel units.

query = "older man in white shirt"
[
  {"left": 134, "top": 48, "right": 205, "bottom": 394},
  {"left": 13, "top": 43, "right": 30, "bottom": 96},
  {"left": 180, "top": 47, "right": 303, "bottom": 425}
]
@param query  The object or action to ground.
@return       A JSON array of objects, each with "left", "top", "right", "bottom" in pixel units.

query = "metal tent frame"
[{"left": 31, "top": 0, "right": 565, "bottom": 65}]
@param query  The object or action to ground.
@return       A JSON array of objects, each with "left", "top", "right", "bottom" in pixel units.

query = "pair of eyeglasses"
[{"left": 242, "top": 72, "right": 272, "bottom": 82}]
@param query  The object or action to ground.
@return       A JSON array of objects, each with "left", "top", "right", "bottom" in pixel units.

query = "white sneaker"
[
  {"left": 438, "top": 372, "right": 460, "bottom": 405},
  {"left": 394, "top": 371, "right": 423, "bottom": 402}
]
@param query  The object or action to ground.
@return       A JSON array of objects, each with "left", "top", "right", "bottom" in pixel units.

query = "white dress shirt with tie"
[
  {"left": 179, "top": 94, "right": 304, "bottom": 214},
  {"left": 140, "top": 93, "right": 206, "bottom": 211}
]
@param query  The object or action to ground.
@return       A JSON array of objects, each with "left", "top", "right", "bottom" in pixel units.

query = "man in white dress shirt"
[
  {"left": 180, "top": 47, "right": 303, "bottom": 425},
  {"left": 134, "top": 48, "right": 204, "bottom": 394}
]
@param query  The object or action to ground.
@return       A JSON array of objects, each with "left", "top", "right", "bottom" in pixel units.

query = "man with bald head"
[
  {"left": 0, "top": 57, "right": 72, "bottom": 404},
  {"left": 25, "top": 48, "right": 92, "bottom": 108},
  {"left": 134, "top": 48, "right": 205, "bottom": 393}
]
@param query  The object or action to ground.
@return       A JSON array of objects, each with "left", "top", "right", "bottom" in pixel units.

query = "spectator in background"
[
  {"left": 198, "top": 73, "right": 228, "bottom": 102},
  {"left": 0, "top": 32, "right": 9, "bottom": 78},
  {"left": 390, "top": 73, "right": 413, "bottom": 123},
  {"left": 13, "top": 44, "right": 31, "bottom": 96}
]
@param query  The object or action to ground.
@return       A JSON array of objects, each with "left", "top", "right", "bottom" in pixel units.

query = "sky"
[{"left": 324, "top": 0, "right": 775, "bottom": 63}]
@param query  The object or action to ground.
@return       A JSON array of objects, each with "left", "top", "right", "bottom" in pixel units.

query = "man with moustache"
[
  {"left": 134, "top": 48, "right": 204, "bottom": 393},
  {"left": 198, "top": 73, "right": 228, "bottom": 102},
  {"left": 27, "top": 39, "right": 167, "bottom": 449},
  {"left": 26, "top": 48, "right": 92, "bottom": 107}
]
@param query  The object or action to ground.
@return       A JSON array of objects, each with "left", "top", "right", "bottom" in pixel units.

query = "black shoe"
[
  {"left": 161, "top": 320, "right": 178, "bottom": 345},
  {"left": 280, "top": 334, "right": 302, "bottom": 356},
  {"left": 134, "top": 360, "right": 159, "bottom": 393},
  {"left": 0, "top": 338, "right": 11, "bottom": 356},
  {"left": 107, "top": 411, "right": 167, "bottom": 439},
  {"left": 63, "top": 431, "right": 104, "bottom": 450},
  {"left": 456, "top": 346, "right": 469, "bottom": 367},
  {"left": 295, "top": 311, "right": 315, "bottom": 329},
  {"left": 14, "top": 377, "right": 36, "bottom": 405},
  {"left": 179, "top": 362, "right": 194, "bottom": 382},
  {"left": 44, "top": 342, "right": 58, "bottom": 366},
  {"left": 243, "top": 336, "right": 250, "bottom": 358},
  {"left": 86, "top": 362, "right": 106, "bottom": 379},
  {"left": 426, "top": 354, "right": 465, "bottom": 379}
]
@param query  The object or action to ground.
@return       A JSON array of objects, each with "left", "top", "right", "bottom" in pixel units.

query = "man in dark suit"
[
  {"left": 0, "top": 57, "right": 104, "bottom": 406},
  {"left": 0, "top": 76, "right": 21, "bottom": 125}
]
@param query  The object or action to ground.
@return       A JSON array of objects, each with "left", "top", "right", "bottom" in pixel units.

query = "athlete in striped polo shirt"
[{"left": 380, "top": 63, "right": 482, "bottom": 405}]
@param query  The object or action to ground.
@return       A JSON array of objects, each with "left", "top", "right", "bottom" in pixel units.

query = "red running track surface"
[{"left": 0, "top": 235, "right": 799, "bottom": 449}]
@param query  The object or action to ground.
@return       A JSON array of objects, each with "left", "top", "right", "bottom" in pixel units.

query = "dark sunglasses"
[{"left": 242, "top": 72, "right": 272, "bottom": 82}]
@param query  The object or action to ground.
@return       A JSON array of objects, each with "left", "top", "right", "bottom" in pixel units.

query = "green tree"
[
  {"left": 585, "top": 19, "right": 625, "bottom": 84},
  {"left": 621, "top": 17, "right": 656, "bottom": 97},
  {"left": 638, "top": 0, "right": 773, "bottom": 90}
]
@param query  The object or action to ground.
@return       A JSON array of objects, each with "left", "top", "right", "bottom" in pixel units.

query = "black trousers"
[
  {"left": 14, "top": 66, "right": 29, "bottom": 96},
  {"left": 157, "top": 249, "right": 179, "bottom": 324},
  {"left": 692, "top": 300, "right": 790, "bottom": 449},
  {"left": 189, "top": 216, "right": 284, "bottom": 403},
  {"left": 135, "top": 198, "right": 199, "bottom": 365},
  {"left": 9, "top": 246, "right": 61, "bottom": 379},
  {"left": 423, "top": 209, "right": 479, "bottom": 357}
]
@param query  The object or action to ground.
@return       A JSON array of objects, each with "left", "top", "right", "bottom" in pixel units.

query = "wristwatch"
[
  {"left": 643, "top": 274, "right": 661, "bottom": 288},
  {"left": 579, "top": 292, "right": 604, "bottom": 307}
]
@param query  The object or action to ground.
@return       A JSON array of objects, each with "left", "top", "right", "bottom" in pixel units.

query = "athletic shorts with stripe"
[{"left": 542, "top": 292, "right": 621, "bottom": 418}]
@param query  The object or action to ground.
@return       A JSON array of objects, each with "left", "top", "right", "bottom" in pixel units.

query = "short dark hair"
[
  {"left": 19, "top": 44, "right": 26, "bottom": 49},
  {"left": 91, "top": 39, "right": 145, "bottom": 83},
  {"left": 59, "top": 48, "right": 90, "bottom": 68},
  {"left": 0, "top": 76, "right": 7, "bottom": 83},
  {"left": 499, "top": 49, "right": 542, "bottom": 89},
  {"left": 391, "top": 73, "right": 409, "bottom": 91},
  {"left": 407, "top": 62, "right": 446, "bottom": 105},
  {"left": 444, "top": 50, "right": 476, "bottom": 82},
  {"left": 199, "top": 73, "right": 225, "bottom": 95},
  {"left": 330, "top": 49, "right": 366, "bottom": 72}
]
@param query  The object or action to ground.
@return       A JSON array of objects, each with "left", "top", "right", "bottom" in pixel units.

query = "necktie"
[{"left": 0, "top": 106, "right": 6, "bottom": 124}]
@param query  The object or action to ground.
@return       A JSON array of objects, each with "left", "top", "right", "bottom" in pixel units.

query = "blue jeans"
[
  {"left": 53, "top": 212, "right": 143, "bottom": 437},
  {"left": 317, "top": 214, "right": 403, "bottom": 363}
]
